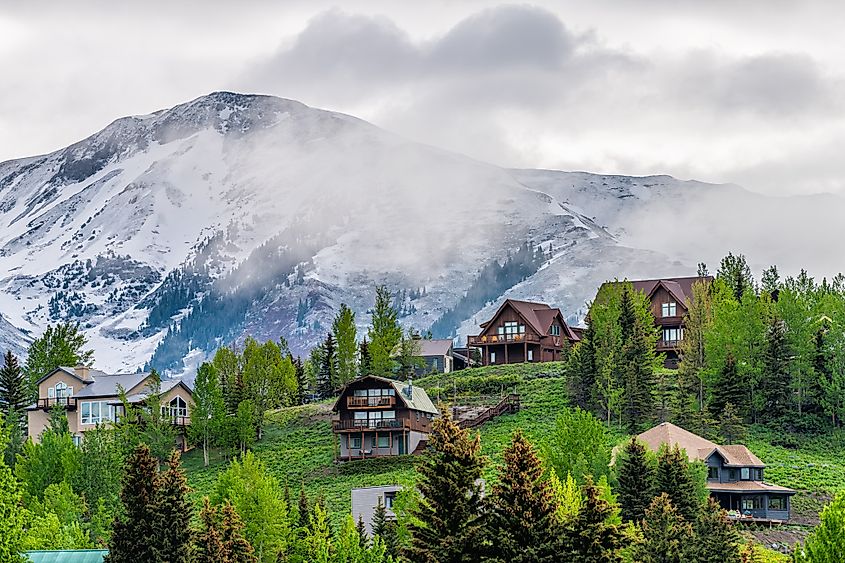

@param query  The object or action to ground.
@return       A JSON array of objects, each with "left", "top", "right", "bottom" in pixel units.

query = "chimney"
[
  {"left": 75, "top": 364, "right": 92, "bottom": 381},
  {"left": 404, "top": 376, "right": 413, "bottom": 399}
]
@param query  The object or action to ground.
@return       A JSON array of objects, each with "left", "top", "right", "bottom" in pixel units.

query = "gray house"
[
  {"left": 351, "top": 485, "right": 402, "bottom": 536},
  {"left": 637, "top": 423, "right": 795, "bottom": 521},
  {"left": 415, "top": 339, "right": 454, "bottom": 374}
]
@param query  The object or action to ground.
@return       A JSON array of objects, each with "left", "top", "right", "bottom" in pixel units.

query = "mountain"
[{"left": 1, "top": 92, "right": 842, "bottom": 373}]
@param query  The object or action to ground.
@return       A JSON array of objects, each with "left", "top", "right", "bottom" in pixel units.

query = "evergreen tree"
[
  {"left": 189, "top": 361, "right": 226, "bottom": 467},
  {"left": 0, "top": 351, "right": 27, "bottom": 466},
  {"left": 105, "top": 444, "right": 159, "bottom": 563},
  {"left": 655, "top": 445, "right": 701, "bottom": 522},
  {"left": 298, "top": 487, "right": 310, "bottom": 529},
  {"left": 717, "top": 253, "right": 754, "bottom": 302},
  {"left": 560, "top": 476, "right": 625, "bottom": 562},
  {"left": 368, "top": 286, "right": 403, "bottom": 378},
  {"left": 317, "top": 333, "right": 337, "bottom": 398},
  {"left": 616, "top": 437, "right": 655, "bottom": 522},
  {"left": 408, "top": 413, "right": 485, "bottom": 563},
  {"left": 195, "top": 498, "right": 227, "bottom": 563},
  {"left": 332, "top": 304, "right": 359, "bottom": 387},
  {"left": 294, "top": 356, "right": 309, "bottom": 405},
  {"left": 23, "top": 322, "right": 94, "bottom": 399},
  {"left": 548, "top": 469, "right": 582, "bottom": 524},
  {"left": 718, "top": 403, "right": 747, "bottom": 444},
  {"left": 761, "top": 315, "right": 792, "bottom": 421},
  {"left": 761, "top": 265, "right": 781, "bottom": 295},
  {"left": 396, "top": 329, "right": 424, "bottom": 378},
  {"left": 358, "top": 339, "right": 372, "bottom": 376},
  {"left": 305, "top": 500, "right": 332, "bottom": 563},
  {"left": 486, "top": 431, "right": 561, "bottom": 562},
  {"left": 710, "top": 354, "right": 747, "bottom": 418},
  {"left": 678, "top": 280, "right": 713, "bottom": 411},
  {"left": 152, "top": 450, "right": 193, "bottom": 563},
  {"left": 568, "top": 315, "right": 597, "bottom": 412},
  {"left": 621, "top": 319, "right": 656, "bottom": 432},
  {"left": 372, "top": 498, "right": 398, "bottom": 558},
  {"left": 221, "top": 502, "right": 258, "bottom": 563},
  {"left": 687, "top": 498, "right": 741, "bottom": 563},
  {"left": 633, "top": 493, "right": 693, "bottom": 563}
]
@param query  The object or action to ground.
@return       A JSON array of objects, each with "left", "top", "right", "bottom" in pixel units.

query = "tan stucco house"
[{"left": 26, "top": 365, "right": 194, "bottom": 447}]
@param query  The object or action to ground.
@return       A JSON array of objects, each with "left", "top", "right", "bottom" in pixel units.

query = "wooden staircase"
[{"left": 456, "top": 394, "right": 521, "bottom": 430}]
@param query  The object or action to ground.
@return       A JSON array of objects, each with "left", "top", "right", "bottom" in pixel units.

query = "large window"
[
  {"left": 490, "top": 352, "right": 497, "bottom": 364},
  {"left": 81, "top": 401, "right": 114, "bottom": 425},
  {"left": 663, "top": 328, "right": 684, "bottom": 343},
  {"left": 768, "top": 495, "right": 787, "bottom": 511},
  {"left": 741, "top": 497, "right": 763, "bottom": 511},
  {"left": 350, "top": 436, "right": 362, "bottom": 449},
  {"left": 707, "top": 466, "right": 719, "bottom": 480},
  {"left": 550, "top": 324, "right": 561, "bottom": 336},
  {"left": 661, "top": 302, "right": 677, "bottom": 317},
  {"left": 373, "top": 435, "right": 390, "bottom": 448},
  {"left": 162, "top": 396, "right": 188, "bottom": 419},
  {"left": 497, "top": 321, "right": 525, "bottom": 337},
  {"left": 48, "top": 382, "right": 74, "bottom": 403}
]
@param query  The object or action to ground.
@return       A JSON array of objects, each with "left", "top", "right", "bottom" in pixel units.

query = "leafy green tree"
[
  {"left": 213, "top": 345, "right": 245, "bottom": 415},
  {"left": 232, "top": 399, "right": 256, "bottom": 454},
  {"left": 333, "top": 304, "right": 359, "bottom": 387},
  {"left": 486, "top": 431, "right": 561, "bottom": 562},
  {"left": 368, "top": 286, "right": 403, "bottom": 378},
  {"left": 545, "top": 407, "right": 611, "bottom": 485},
  {"left": 152, "top": 451, "right": 193, "bottom": 563},
  {"left": 678, "top": 280, "right": 713, "bottom": 411},
  {"left": 0, "top": 417, "right": 27, "bottom": 563},
  {"left": 189, "top": 362, "right": 226, "bottom": 466},
  {"left": 71, "top": 424, "right": 124, "bottom": 516},
  {"left": 15, "top": 424, "right": 81, "bottom": 501},
  {"left": 23, "top": 322, "right": 94, "bottom": 398},
  {"left": 105, "top": 444, "right": 159, "bottom": 563},
  {"left": 633, "top": 493, "right": 693, "bottom": 563},
  {"left": 799, "top": 489, "right": 845, "bottom": 562},
  {"left": 242, "top": 337, "right": 297, "bottom": 434},
  {"left": 716, "top": 252, "right": 754, "bottom": 302},
  {"left": 548, "top": 469, "right": 582, "bottom": 524},
  {"left": 135, "top": 369, "right": 177, "bottom": 463},
  {"left": 560, "top": 476, "right": 625, "bottom": 562},
  {"left": 687, "top": 498, "right": 741, "bottom": 563},
  {"left": 396, "top": 329, "right": 424, "bottom": 378},
  {"left": 655, "top": 445, "right": 701, "bottom": 522},
  {"left": 615, "top": 437, "right": 655, "bottom": 522},
  {"left": 408, "top": 413, "right": 486, "bottom": 563},
  {"left": 213, "top": 451, "right": 290, "bottom": 562}
]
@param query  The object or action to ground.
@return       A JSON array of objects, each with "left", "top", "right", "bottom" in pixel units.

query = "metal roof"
[{"left": 24, "top": 550, "right": 108, "bottom": 563}]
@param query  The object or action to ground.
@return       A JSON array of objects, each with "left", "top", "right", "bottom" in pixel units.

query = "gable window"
[
  {"left": 661, "top": 302, "right": 677, "bottom": 317},
  {"left": 663, "top": 328, "right": 683, "bottom": 343},
  {"left": 51, "top": 382, "right": 73, "bottom": 404},
  {"left": 707, "top": 466, "right": 719, "bottom": 480},
  {"left": 550, "top": 324, "right": 561, "bottom": 336},
  {"left": 728, "top": 469, "right": 738, "bottom": 481},
  {"left": 162, "top": 396, "right": 188, "bottom": 419}
]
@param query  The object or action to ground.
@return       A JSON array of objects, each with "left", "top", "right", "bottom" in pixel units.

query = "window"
[
  {"left": 527, "top": 349, "right": 534, "bottom": 361},
  {"left": 375, "top": 436, "right": 390, "bottom": 448},
  {"left": 661, "top": 302, "right": 677, "bottom": 317},
  {"left": 72, "top": 435, "right": 82, "bottom": 446},
  {"left": 729, "top": 469, "right": 738, "bottom": 481},
  {"left": 490, "top": 352, "right": 496, "bottom": 364},
  {"left": 350, "top": 436, "right": 362, "bottom": 449},
  {"left": 663, "top": 328, "right": 683, "bottom": 342},
  {"left": 81, "top": 401, "right": 112, "bottom": 425},
  {"left": 162, "top": 396, "right": 188, "bottom": 419},
  {"left": 707, "top": 466, "right": 719, "bottom": 480},
  {"left": 741, "top": 468, "right": 750, "bottom": 480},
  {"left": 384, "top": 492, "right": 397, "bottom": 509},
  {"left": 354, "top": 411, "right": 368, "bottom": 421},
  {"left": 354, "top": 389, "right": 367, "bottom": 397},
  {"left": 768, "top": 495, "right": 787, "bottom": 511},
  {"left": 550, "top": 324, "right": 561, "bottom": 336},
  {"left": 741, "top": 497, "right": 763, "bottom": 511},
  {"left": 499, "top": 322, "right": 525, "bottom": 337}
]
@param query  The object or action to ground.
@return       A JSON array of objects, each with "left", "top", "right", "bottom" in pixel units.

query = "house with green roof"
[
  {"left": 24, "top": 550, "right": 108, "bottom": 563},
  {"left": 331, "top": 375, "right": 439, "bottom": 461}
]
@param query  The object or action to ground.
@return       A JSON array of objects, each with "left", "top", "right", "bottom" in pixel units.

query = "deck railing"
[
  {"left": 37, "top": 397, "right": 77, "bottom": 410},
  {"left": 347, "top": 396, "right": 395, "bottom": 408},
  {"left": 333, "top": 418, "right": 412, "bottom": 431},
  {"left": 467, "top": 333, "right": 540, "bottom": 345}
]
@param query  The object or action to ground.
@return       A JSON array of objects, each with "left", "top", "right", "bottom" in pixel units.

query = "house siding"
[{"left": 351, "top": 486, "right": 402, "bottom": 536}]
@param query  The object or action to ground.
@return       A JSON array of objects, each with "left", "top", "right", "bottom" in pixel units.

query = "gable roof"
[
  {"left": 118, "top": 378, "right": 194, "bottom": 404},
  {"left": 416, "top": 339, "right": 453, "bottom": 357},
  {"left": 627, "top": 276, "right": 713, "bottom": 306},
  {"left": 479, "top": 299, "right": 577, "bottom": 340},
  {"left": 25, "top": 551, "right": 108, "bottom": 563},
  {"left": 35, "top": 366, "right": 92, "bottom": 386},
  {"left": 74, "top": 372, "right": 152, "bottom": 398},
  {"left": 636, "top": 422, "right": 764, "bottom": 468},
  {"left": 332, "top": 375, "right": 439, "bottom": 415}
]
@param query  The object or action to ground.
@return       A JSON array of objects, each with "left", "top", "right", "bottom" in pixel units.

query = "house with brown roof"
[
  {"left": 467, "top": 299, "right": 579, "bottom": 366},
  {"left": 26, "top": 365, "right": 194, "bottom": 449},
  {"left": 331, "top": 375, "right": 439, "bottom": 461},
  {"left": 598, "top": 276, "right": 712, "bottom": 368},
  {"left": 414, "top": 338, "right": 455, "bottom": 374},
  {"left": 636, "top": 422, "right": 795, "bottom": 521}
]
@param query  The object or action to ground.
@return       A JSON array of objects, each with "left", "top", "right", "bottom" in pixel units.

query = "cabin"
[
  {"left": 331, "top": 375, "right": 439, "bottom": 461},
  {"left": 414, "top": 338, "right": 455, "bottom": 374},
  {"left": 351, "top": 485, "right": 402, "bottom": 536},
  {"left": 25, "top": 365, "right": 194, "bottom": 449},
  {"left": 597, "top": 276, "right": 712, "bottom": 368},
  {"left": 636, "top": 423, "right": 795, "bottom": 522},
  {"left": 467, "top": 299, "right": 579, "bottom": 366}
]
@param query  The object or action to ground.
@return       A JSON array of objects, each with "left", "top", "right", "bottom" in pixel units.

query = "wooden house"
[
  {"left": 636, "top": 423, "right": 795, "bottom": 522},
  {"left": 331, "top": 375, "right": 439, "bottom": 461},
  {"left": 414, "top": 338, "right": 455, "bottom": 374},
  {"left": 467, "top": 299, "right": 579, "bottom": 366}
]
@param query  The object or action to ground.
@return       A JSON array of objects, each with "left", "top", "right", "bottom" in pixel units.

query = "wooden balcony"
[
  {"left": 170, "top": 416, "right": 190, "bottom": 427},
  {"left": 333, "top": 417, "right": 431, "bottom": 433},
  {"left": 347, "top": 396, "right": 395, "bottom": 408},
  {"left": 37, "top": 397, "right": 77, "bottom": 410},
  {"left": 657, "top": 340, "right": 681, "bottom": 351},
  {"left": 467, "top": 333, "right": 540, "bottom": 345}
]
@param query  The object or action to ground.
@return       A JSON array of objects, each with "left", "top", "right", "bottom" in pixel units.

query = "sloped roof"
[
  {"left": 25, "top": 551, "right": 108, "bottom": 563},
  {"left": 478, "top": 299, "right": 577, "bottom": 340},
  {"left": 626, "top": 276, "right": 713, "bottom": 305},
  {"left": 416, "top": 339, "right": 453, "bottom": 357},
  {"left": 636, "top": 422, "right": 764, "bottom": 468},
  {"left": 332, "top": 375, "right": 439, "bottom": 415},
  {"left": 74, "top": 372, "right": 151, "bottom": 398},
  {"left": 111, "top": 378, "right": 193, "bottom": 405},
  {"left": 706, "top": 481, "right": 795, "bottom": 494}
]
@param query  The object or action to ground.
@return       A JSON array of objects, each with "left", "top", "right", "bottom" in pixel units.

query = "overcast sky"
[{"left": 2, "top": 1, "right": 843, "bottom": 196}]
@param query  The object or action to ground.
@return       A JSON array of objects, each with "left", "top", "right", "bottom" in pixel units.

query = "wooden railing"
[
  {"left": 170, "top": 416, "right": 191, "bottom": 427},
  {"left": 37, "top": 397, "right": 77, "bottom": 410},
  {"left": 347, "top": 396, "right": 395, "bottom": 408},
  {"left": 468, "top": 333, "right": 540, "bottom": 345},
  {"left": 458, "top": 394, "right": 521, "bottom": 429},
  {"left": 333, "top": 418, "right": 412, "bottom": 431}
]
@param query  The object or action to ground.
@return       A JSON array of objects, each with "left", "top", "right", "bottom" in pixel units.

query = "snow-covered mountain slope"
[{"left": 1, "top": 92, "right": 841, "bottom": 373}]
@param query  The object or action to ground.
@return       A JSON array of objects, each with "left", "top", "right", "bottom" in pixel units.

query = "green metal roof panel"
[
  {"left": 389, "top": 380, "right": 439, "bottom": 415},
  {"left": 24, "top": 550, "right": 108, "bottom": 563}
]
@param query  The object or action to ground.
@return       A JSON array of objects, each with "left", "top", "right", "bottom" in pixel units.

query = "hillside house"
[
  {"left": 331, "top": 375, "right": 439, "bottom": 461},
  {"left": 597, "top": 276, "right": 712, "bottom": 368},
  {"left": 25, "top": 365, "right": 194, "bottom": 449},
  {"left": 636, "top": 423, "right": 795, "bottom": 521},
  {"left": 351, "top": 485, "right": 402, "bottom": 536},
  {"left": 415, "top": 338, "right": 455, "bottom": 374},
  {"left": 467, "top": 299, "right": 579, "bottom": 366}
]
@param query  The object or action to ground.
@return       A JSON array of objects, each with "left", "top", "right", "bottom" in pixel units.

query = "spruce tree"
[
  {"left": 0, "top": 351, "right": 26, "bottom": 419},
  {"left": 317, "top": 333, "right": 337, "bottom": 398},
  {"left": 568, "top": 315, "right": 597, "bottom": 413},
  {"left": 762, "top": 315, "right": 792, "bottom": 421},
  {"left": 298, "top": 487, "right": 310, "bottom": 529},
  {"left": 486, "top": 431, "right": 561, "bottom": 562},
  {"left": 710, "top": 354, "right": 747, "bottom": 418},
  {"left": 561, "top": 477, "right": 625, "bottom": 563},
  {"left": 716, "top": 253, "right": 754, "bottom": 302},
  {"left": 294, "top": 356, "right": 309, "bottom": 405},
  {"left": 687, "top": 498, "right": 741, "bottom": 563},
  {"left": 718, "top": 403, "right": 747, "bottom": 444},
  {"left": 633, "top": 493, "right": 693, "bottom": 563},
  {"left": 616, "top": 437, "right": 655, "bottom": 522},
  {"left": 358, "top": 339, "right": 372, "bottom": 376},
  {"left": 356, "top": 515, "right": 368, "bottom": 548},
  {"left": 655, "top": 445, "right": 701, "bottom": 522},
  {"left": 105, "top": 444, "right": 159, "bottom": 563},
  {"left": 408, "top": 413, "right": 486, "bottom": 563},
  {"left": 621, "top": 321, "right": 656, "bottom": 432},
  {"left": 372, "top": 497, "right": 398, "bottom": 558},
  {"left": 221, "top": 501, "right": 258, "bottom": 563},
  {"left": 152, "top": 451, "right": 193, "bottom": 563},
  {"left": 332, "top": 304, "right": 358, "bottom": 387},
  {"left": 195, "top": 498, "right": 226, "bottom": 563}
]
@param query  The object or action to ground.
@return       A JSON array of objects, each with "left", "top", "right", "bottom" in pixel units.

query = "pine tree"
[
  {"left": 616, "top": 437, "right": 655, "bottom": 522},
  {"left": 486, "top": 431, "right": 561, "bottom": 562},
  {"left": 621, "top": 321, "right": 656, "bottom": 432},
  {"left": 332, "top": 304, "right": 359, "bottom": 387},
  {"left": 356, "top": 515, "right": 368, "bottom": 548},
  {"left": 633, "top": 493, "right": 693, "bottom": 563},
  {"left": 358, "top": 339, "right": 372, "bottom": 376},
  {"left": 0, "top": 352, "right": 26, "bottom": 419},
  {"left": 105, "top": 444, "right": 159, "bottom": 563},
  {"left": 298, "top": 487, "right": 310, "bottom": 529},
  {"left": 655, "top": 445, "right": 701, "bottom": 522},
  {"left": 221, "top": 502, "right": 258, "bottom": 563},
  {"left": 372, "top": 497, "right": 398, "bottom": 558},
  {"left": 687, "top": 498, "right": 741, "bottom": 563},
  {"left": 710, "top": 354, "right": 747, "bottom": 418},
  {"left": 368, "top": 286, "right": 402, "bottom": 378},
  {"left": 762, "top": 315, "right": 792, "bottom": 421},
  {"left": 561, "top": 476, "right": 625, "bottom": 562},
  {"left": 568, "top": 315, "right": 597, "bottom": 412},
  {"left": 152, "top": 451, "right": 193, "bottom": 563},
  {"left": 761, "top": 265, "right": 781, "bottom": 295},
  {"left": 317, "top": 333, "right": 337, "bottom": 398},
  {"left": 294, "top": 356, "right": 309, "bottom": 405},
  {"left": 195, "top": 498, "right": 227, "bottom": 563},
  {"left": 717, "top": 253, "right": 754, "bottom": 302},
  {"left": 718, "top": 403, "right": 747, "bottom": 444},
  {"left": 408, "top": 413, "right": 486, "bottom": 563}
]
